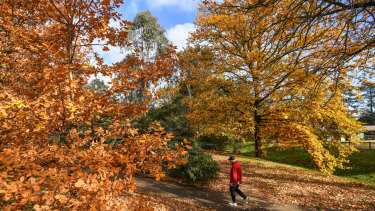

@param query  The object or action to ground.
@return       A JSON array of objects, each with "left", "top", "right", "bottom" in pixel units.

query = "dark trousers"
[{"left": 230, "top": 185, "right": 247, "bottom": 203}]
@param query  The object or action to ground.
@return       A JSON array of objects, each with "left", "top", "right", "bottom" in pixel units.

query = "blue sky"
[{"left": 96, "top": 0, "right": 201, "bottom": 65}]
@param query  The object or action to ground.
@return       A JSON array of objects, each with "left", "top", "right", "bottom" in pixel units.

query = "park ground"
[{"left": 134, "top": 145, "right": 375, "bottom": 210}]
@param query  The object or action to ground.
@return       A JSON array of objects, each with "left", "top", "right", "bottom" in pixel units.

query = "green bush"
[{"left": 167, "top": 141, "right": 220, "bottom": 185}]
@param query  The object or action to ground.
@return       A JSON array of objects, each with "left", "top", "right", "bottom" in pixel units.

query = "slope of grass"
[{"left": 225, "top": 142, "right": 375, "bottom": 185}]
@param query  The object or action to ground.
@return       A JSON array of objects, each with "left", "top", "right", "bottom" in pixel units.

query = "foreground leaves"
[{"left": 0, "top": 0, "right": 185, "bottom": 209}]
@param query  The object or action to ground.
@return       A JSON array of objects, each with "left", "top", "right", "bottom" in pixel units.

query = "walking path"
[{"left": 135, "top": 176, "right": 315, "bottom": 211}]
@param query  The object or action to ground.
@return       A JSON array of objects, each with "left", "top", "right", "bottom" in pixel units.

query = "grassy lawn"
[{"left": 225, "top": 142, "right": 375, "bottom": 185}]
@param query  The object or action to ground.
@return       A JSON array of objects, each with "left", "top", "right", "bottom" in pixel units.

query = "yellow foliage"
[{"left": 181, "top": 0, "right": 367, "bottom": 173}]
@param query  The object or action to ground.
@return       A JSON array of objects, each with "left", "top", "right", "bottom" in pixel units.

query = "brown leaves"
[{"left": 0, "top": 0, "right": 183, "bottom": 209}]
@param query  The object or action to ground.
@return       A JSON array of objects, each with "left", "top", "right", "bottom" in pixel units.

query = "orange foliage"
[{"left": 0, "top": 0, "right": 186, "bottom": 209}]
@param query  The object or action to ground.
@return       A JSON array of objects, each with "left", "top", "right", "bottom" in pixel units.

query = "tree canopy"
[{"left": 181, "top": 0, "right": 373, "bottom": 173}]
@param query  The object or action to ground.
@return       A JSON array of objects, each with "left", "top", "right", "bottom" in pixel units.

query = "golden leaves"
[{"left": 184, "top": 0, "right": 366, "bottom": 174}]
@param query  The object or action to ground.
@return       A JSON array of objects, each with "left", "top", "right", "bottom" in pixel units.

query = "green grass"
[
  {"left": 225, "top": 142, "right": 375, "bottom": 185},
  {"left": 334, "top": 150, "right": 375, "bottom": 183}
]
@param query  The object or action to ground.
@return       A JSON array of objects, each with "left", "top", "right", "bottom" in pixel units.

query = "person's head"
[{"left": 228, "top": 156, "right": 236, "bottom": 163}]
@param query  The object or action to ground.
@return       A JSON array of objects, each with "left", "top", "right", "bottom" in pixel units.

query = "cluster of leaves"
[
  {"left": 180, "top": 0, "right": 374, "bottom": 173},
  {"left": 0, "top": 0, "right": 187, "bottom": 209}
]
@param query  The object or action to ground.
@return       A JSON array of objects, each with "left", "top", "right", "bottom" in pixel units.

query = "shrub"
[{"left": 167, "top": 139, "right": 220, "bottom": 185}]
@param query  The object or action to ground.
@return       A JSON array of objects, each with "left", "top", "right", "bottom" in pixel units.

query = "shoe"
[
  {"left": 244, "top": 197, "right": 249, "bottom": 204},
  {"left": 229, "top": 202, "right": 237, "bottom": 206}
]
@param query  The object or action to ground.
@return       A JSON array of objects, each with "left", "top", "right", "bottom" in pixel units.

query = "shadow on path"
[{"left": 135, "top": 176, "right": 314, "bottom": 211}]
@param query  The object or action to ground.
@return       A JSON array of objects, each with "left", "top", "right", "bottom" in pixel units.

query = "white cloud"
[
  {"left": 146, "top": 0, "right": 199, "bottom": 11},
  {"left": 167, "top": 23, "right": 195, "bottom": 51}
]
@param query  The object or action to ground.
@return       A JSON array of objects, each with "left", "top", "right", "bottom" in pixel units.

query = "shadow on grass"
[{"left": 225, "top": 142, "right": 375, "bottom": 185}]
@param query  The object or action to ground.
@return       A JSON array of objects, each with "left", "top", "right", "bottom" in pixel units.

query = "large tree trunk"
[{"left": 254, "top": 108, "right": 263, "bottom": 157}]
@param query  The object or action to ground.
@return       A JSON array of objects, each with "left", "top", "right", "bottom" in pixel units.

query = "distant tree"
[
  {"left": 128, "top": 10, "right": 170, "bottom": 62},
  {"left": 358, "top": 111, "right": 375, "bottom": 125},
  {"left": 360, "top": 82, "right": 375, "bottom": 114},
  {"left": 86, "top": 78, "right": 106, "bottom": 94},
  {"left": 123, "top": 11, "right": 171, "bottom": 103},
  {"left": 358, "top": 82, "right": 375, "bottom": 124},
  {"left": 343, "top": 87, "right": 361, "bottom": 113}
]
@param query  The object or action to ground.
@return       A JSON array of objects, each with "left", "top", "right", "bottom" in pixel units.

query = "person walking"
[{"left": 228, "top": 156, "right": 249, "bottom": 206}]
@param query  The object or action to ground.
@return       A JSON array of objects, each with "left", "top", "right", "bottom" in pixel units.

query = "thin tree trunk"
[
  {"left": 187, "top": 84, "right": 192, "bottom": 99},
  {"left": 68, "top": 24, "right": 74, "bottom": 101}
]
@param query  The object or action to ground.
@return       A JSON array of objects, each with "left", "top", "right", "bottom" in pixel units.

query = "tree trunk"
[
  {"left": 254, "top": 108, "right": 263, "bottom": 157},
  {"left": 68, "top": 24, "right": 74, "bottom": 101},
  {"left": 187, "top": 84, "right": 192, "bottom": 99}
]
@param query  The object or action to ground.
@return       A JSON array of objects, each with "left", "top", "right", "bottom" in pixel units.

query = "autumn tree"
[
  {"left": 0, "top": 0, "right": 187, "bottom": 209},
  {"left": 182, "top": 0, "right": 373, "bottom": 173}
]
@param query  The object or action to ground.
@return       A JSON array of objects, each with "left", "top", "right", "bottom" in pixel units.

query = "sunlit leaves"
[
  {"left": 183, "top": 0, "right": 368, "bottom": 173},
  {"left": 0, "top": 0, "right": 184, "bottom": 209}
]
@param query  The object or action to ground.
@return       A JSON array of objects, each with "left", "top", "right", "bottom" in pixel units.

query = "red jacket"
[{"left": 230, "top": 161, "right": 242, "bottom": 184}]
